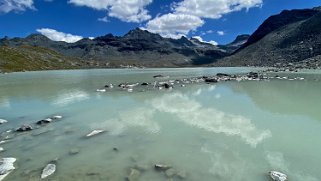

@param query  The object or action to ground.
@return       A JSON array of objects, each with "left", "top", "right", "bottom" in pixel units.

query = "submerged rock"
[
  {"left": 248, "top": 72, "right": 259, "bottom": 79},
  {"left": 216, "top": 73, "right": 231, "bottom": 77},
  {"left": 69, "top": 148, "right": 80, "bottom": 155},
  {"left": 126, "top": 168, "right": 140, "bottom": 181},
  {"left": 154, "top": 164, "right": 171, "bottom": 171},
  {"left": 153, "top": 75, "right": 169, "bottom": 79},
  {"left": 36, "top": 118, "right": 52, "bottom": 125},
  {"left": 204, "top": 77, "right": 218, "bottom": 83},
  {"left": 16, "top": 125, "right": 33, "bottom": 132},
  {"left": 165, "top": 168, "right": 176, "bottom": 177},
  {"left": 86, "top": 130, "right": 104, "bottom": 137},
  {"left": 52, "top": 115, "right": 63, "bottom": 119},
  {"left": 177, "top": 170, "right": 187, "bottom": 179},
  {"left": 0, "top": 119, "right": 8, "bottom": 124},
  {"left": 0, "top": 157, "right": 16, "bottom": 181},
  {"left": 41, "top": 163, "right": 56, "bottom": 179},
  {"left": 269, "top": 171, "right": 287, "bottom": 181},
  {"left": 96, "top": 89, "right": 106, "bottom": 92},
  {"left": 104, "top": 84, "right": 114, "bottom": 88}
]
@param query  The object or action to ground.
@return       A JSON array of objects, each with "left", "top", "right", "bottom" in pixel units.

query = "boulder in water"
[
  {"left": 36, "top": 118, "right": 52, "bottom": 125},
  {"left": 16, "top": 125, "right": 33, "bottom": 132},
  {"left": 0, "top": 157, "right": 16, "bottom": 181},
  {"left": 41, "top": 163, "right": 56, "bottom": 179},
  {"left": 204, "top": 77, "right": 218, "bottom": 83},
  {"left": 86, "top": 130, "right": 104, "bottom": 137},
  {"left": 269, "top": 171, "right": 287, "bottom": 181},
  {"left": 154, "top": 164, "right": 171, "bottom": 171},
  {"left": 0, "top": 119, "right": 8, "bottom": 124}
]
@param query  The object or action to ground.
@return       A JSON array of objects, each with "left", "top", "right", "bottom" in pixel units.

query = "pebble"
[
  {"left": 86, "top": 130, "right": 105, "bottom": 137},
  {"left": 41, "top": 164, "right": 56, "bottom": 179}
]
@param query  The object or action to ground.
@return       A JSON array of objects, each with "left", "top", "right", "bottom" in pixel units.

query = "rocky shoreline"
[{"left": 94, "top": 69, "right": 310, "bottom": 93}]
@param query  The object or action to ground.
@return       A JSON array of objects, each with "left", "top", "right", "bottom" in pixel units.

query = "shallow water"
[{"left": 0, "top": 68, "right": 320, "bottom": 181}]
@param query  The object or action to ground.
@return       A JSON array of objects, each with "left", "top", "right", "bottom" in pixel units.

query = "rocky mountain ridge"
[
  {"left": 0, "top": 28, "right": 247, "bottom": 71},
  {"left": 1, "top": 6, "right": 321, "bottom": 72}
]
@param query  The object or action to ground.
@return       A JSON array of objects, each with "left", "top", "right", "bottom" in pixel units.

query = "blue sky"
[{"left": 0, "top": 0, "right": 320, "bottom": 44}]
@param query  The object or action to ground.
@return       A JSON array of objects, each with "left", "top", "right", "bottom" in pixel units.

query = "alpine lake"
[{"left": 0, "top": 67, "right": 320, "bottom": 181}]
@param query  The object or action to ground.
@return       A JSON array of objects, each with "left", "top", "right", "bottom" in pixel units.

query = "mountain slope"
[
  {"left": 216, "top": 7, "right": 321, "bottom": 67},
  {"left": 240, "top": 8, "right": 319, "bottom": 50},
  {"left": 1, "top": 28, "right": 238, "bottom": 69},
  {"left": 0, "top": 46, "right": 86, "bottom": 72}
]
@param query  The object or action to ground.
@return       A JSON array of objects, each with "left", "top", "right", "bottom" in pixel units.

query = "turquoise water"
[{"left": 0, "top": 68, "right": 320, "bottom": 181}]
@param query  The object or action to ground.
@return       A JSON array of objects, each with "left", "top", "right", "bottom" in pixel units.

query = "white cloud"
[
  {"left": 145, "top": 0, "right": 262, "bottom": 38},
  {"left": 192, "top": 36, "right": 218, "bottom": 46},
  {"left": 0, "top": 0, "right": 34, "bottom": 13},
  {"left": 98, "top": 16, "right": 109, "bottom": 23},
  {"left": 69, "top": 0, "right": 152, "bottom": 23},
  {"left": 217, "top": 30, "right": 225, "bottom": 36},
  {"left": 174, "top": 0, "right": 262, "bottom": 19},
  {"left": 145, "top": 13, "right": 204, "bottom": 39},
  {"left": 36, "top": 28, "right": 83, "bottom": 43}
]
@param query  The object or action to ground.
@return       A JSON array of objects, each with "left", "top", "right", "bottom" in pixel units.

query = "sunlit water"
[{"left": 0, "top": 68, "right": 320, "bottom": 181}]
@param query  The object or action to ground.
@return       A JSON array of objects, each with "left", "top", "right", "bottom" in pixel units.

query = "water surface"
[{"left": 0, "top": 68, "right": 320, "bottom": 181}]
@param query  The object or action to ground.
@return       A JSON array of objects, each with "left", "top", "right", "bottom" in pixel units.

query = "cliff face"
[{"left": 217, "top": 7, "right": 321, "bottom": 67}]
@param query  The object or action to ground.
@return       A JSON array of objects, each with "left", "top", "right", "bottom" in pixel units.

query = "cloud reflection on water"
[
  {"left": 91, "top": 108, "right": 160, "bottom": 135},
  {"left": 52, "top": 89, "right": 90, "bottom": 106},
  {"left": 151, "top": 92, "right": 272, "bottom": 147}
]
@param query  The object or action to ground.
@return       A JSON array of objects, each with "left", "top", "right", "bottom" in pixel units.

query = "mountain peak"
[
  {"left": 25, "top": 34, "right": 50, "bottom": 41},
  {"left": 123, "top": 28, "right": 162, "bottom": 40}
]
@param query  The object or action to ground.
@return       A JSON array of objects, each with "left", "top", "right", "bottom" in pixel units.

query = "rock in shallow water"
[
  {"left": 0, "top": 157, "right": 16, "bottom": 181},
  {"left": 36, "top": 118, "right": 52, "bottom": 125},
  {"left": 0, "top": 119, "right": 8, "bottom": 124},
  {"left": 16, "top": 125, "right": 33, "bottom": 132},
  {"left": 269, "top": 171, "right": 287, "bottom": 181},
  {"left": 41, "top": 163, "right": 56, "bottom": 179},
  {"left": 126, "top": 168, "right": 140, "bottom": 181},
  {"left": 165, "top": 168, "right": 176, "bottom": 177},
  {"left": 154, "top": 164, "right": 171, "bottom": 171},
  {"left": 52, "top": 115, "right": 63, "bottom": 119},
  {"left": 86, "top": 130, "right": 105, "bottom": 137},
  {"left": 69, "top": 148, "right": 80, "bottom": 155}
]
